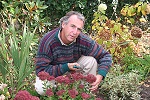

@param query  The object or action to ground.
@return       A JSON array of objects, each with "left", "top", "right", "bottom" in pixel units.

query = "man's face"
[{"left": 61, "top": 15, "right": 84, "bottom": 44}]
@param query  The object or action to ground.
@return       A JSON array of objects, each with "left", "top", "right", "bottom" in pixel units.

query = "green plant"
[
  {"left": 99, "top": 65, "right": 142, "bottom": 100},
  {"left": 44, "top": 0, "right": 98, "bottom": 32},
  {"left": 122, "top": 54, "right": 150, "bottom": 80},
  {"left": 0, "top": 0, "right": 50, "bottom": 98},
  {"left": 0, "top": 0, "right": 50, "bottom": 35},
  {"left": 0, "top": 23, "right": 36, "bottom": 98}
]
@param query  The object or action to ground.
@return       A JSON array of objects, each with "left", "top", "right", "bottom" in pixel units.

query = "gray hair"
[{"left": 59, "top": 11, "right": 85, "bottom": 28}]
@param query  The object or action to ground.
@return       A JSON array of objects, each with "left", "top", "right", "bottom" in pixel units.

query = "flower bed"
[{"left": 14, "top": 71, "right": 101, "bottom": 100}]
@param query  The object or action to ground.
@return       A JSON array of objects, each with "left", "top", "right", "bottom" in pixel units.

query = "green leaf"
[
  {"left": 129, "top": 18, "right": 135, "bottom": 24},
  {"left": 113, "top": 25, "right": 118, "bottom": 31}
]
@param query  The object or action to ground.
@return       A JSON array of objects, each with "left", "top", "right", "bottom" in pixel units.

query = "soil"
[
  {"left": 139, "top": 32, "right": 150, "bottom": 100},
  {"left": 140, "top": 77, "right": 150, "bottom": 100}
]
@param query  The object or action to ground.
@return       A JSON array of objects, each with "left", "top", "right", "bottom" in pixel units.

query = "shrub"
[{"left": 99, "top": 65, "right": 142, "bottom": 100}]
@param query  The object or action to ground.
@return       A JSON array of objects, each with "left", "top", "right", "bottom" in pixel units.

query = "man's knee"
[
  {"left": 87, "top": 56, "right": 97, "bottom": 65},
  {"left": 77, "top": 56, "right": 97, "bottom": 75},
  {"left": 79, "top": 56, "right": 97, "bottom": 66}
]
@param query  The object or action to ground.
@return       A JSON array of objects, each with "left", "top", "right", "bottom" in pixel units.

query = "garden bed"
[{"left": 140, "top": 76, "right": 150, "bottom": 100}]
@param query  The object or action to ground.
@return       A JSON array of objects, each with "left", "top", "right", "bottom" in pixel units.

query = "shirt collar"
[{"left": 58, "top": 29, "right": 76, "bottom": 46}]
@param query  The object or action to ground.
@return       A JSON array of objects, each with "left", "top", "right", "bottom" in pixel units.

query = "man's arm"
[
  {"left": 88, "top": 41, "right": 112, "bottom": 91},
  {"left": 86, "top": 40, "right": 112, "bottom": 78},
  {"left": 35, "top": 56, "right": 70, "bottom": 77}
]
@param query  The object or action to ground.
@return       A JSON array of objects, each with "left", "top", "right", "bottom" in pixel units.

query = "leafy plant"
[
  {"left": 120, "top": 2, "right": 149, "bottom": 23},
  {"left": 0, "top": 0, "right": 50, "bottom": 98},
  {"left": 92, "top": 3, "right": 132, "bottom": 63},
  {"left": 122, "top": 54, "right": 150, "bottom": 80},
  {"left": 0, "top": 22, "right": 36, "bottom": 98},
  {"left": 91, "top": 2, "right": 149, "bottom": 63},
  {"left": 0, "top": 0, "right": 50, "bottom": 35},
  {"left": 120, "top": 2, "right": 150, "bottom": 31},
  {"left": 99, "top": 65, "right": 142, "bottom": 100}
]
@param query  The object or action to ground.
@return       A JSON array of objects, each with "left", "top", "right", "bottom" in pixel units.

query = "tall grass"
[{"left": 0, "top": 22, "right": 37, "bottom": 98}]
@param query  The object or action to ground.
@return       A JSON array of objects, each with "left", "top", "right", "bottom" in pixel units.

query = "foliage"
[
  {"left": 0, "top": 23, "right": 36, "bottom": 98},
  {"left": 0, "top": 0, "right": 50, "bottom": 35},
  {"left": 0, "top": 0, "right": 50, "bottom": 98},
  {"left": 120, "top": 1, "right": 150, "bottom": 30},
  {"left": 122, "top": 54, "right": 150, "bottom": 80},
  {"left": 44, "top": 0, "right": 98, "bottom": 32},
  {"left": 91, "top": 1, "right": 149, "bottom": 63},
  {"left": 97, "top": 0, "right": 149, "bottom": 20},
  {"left": 99, "top": 65, "right": 142, "bottom": 100}
]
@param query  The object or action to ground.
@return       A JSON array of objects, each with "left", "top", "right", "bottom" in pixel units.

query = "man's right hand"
[{"left": 68, "top": 62, "right": 80, "bottom": 71}]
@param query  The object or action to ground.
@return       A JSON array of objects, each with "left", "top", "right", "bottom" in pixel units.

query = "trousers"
[{"left": 34, "top": 56, "right": 98, "bottom": 95}]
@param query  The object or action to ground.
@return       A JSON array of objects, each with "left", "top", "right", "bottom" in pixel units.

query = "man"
[{"left": 35, "top": 11, "right": 112, "bottom": 95}]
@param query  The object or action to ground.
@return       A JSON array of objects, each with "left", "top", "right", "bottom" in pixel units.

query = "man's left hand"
[{"left": 89, "top": 74, "right": 103, "bottom": 91}]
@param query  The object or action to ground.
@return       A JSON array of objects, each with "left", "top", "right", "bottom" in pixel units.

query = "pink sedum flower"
[
  {"left": 79, "top": 84, "right": 84, "bottom": 89},
  {"left": 55, "top": 76, "right": 65, "bottom": 83},
  {"left": 68, "top": 89, "right": 78, "bottom": 98},
  {"left": 38, "top": 71, "right": 49, "bottom": 81},
  {"left": 45, "top": 88, "right": 54, "bottom": 97},
  {"left": 71, "top": 72, "right": 84, "bottom": 81},
  {"left": 64, "top": 76, "right": 70, "bottom": 84},
  {"left": 14, "top": 90, "right": 40, "bottom": 100},
  {"left": 81, "top": 92, "right": 91, "bottom": 99},
  {"left": 96, "top": 98, "right": 102, "bottom": 100},
  {"left": 36, "top": 71, "right": 100, "bottom": 99},
  {"left": 56, "top": 90, "right": 65, "bottom": 96},
  {"left": 84, "top": 74, "right": 96, "bottom": 83},
  {"left": 14, "top": 90, "right": 31, "bottom": 100},
  {"left": 47, "top": 75, "right": 55, "bottom": 81}
]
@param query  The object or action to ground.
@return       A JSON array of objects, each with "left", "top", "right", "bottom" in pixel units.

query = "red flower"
[
  {"left": 38, "top": 71, "right": 49, "bottom": 81},
  {"left": 96, "top": 98, "right": 102, "bottom": 100},
  {"left": 81, "top": 92, "right": 91, "bottom": 99},
  {"left": 14, "top": 90, "right": 40, "bottom": 100},
  {"left": 45, "top": 88, "right": 54, "bottom": 97},
  {"left": 79, "top": 84, "right": 84, "bottom": 89},
  {"left": 71, "top": 72, "right": 83, "bottom": 81},
  {"left": 47, "top": 75, "right": 55, "bottom": 81},
  {"left": 14, "top": 90, "right": 31, "bottom": 100},
  {"left": 64, "top": 76, "right": 70, "bottom": 84},
  {"left": 31, "top": 96, "right": 40, "bottom": 100},
  {"left": 55, "top": 76, "right": 65, "bottom": 83},
  {"left": 84, "top": 74, "right": 96, "bottom": 83},
  {"left": 68, "top": 89, "right": 78, "bottom": 98},
  {"left": 56, "top": 90, "right": 65, "bottom": 96}
]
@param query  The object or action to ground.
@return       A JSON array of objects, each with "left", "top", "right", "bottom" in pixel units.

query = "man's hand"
[
  {"left": 68, "top": 62, "right": 80, "bottom": 71},
  {"left": 89, "top": 74, "right": 103, "bottom": 91}
]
